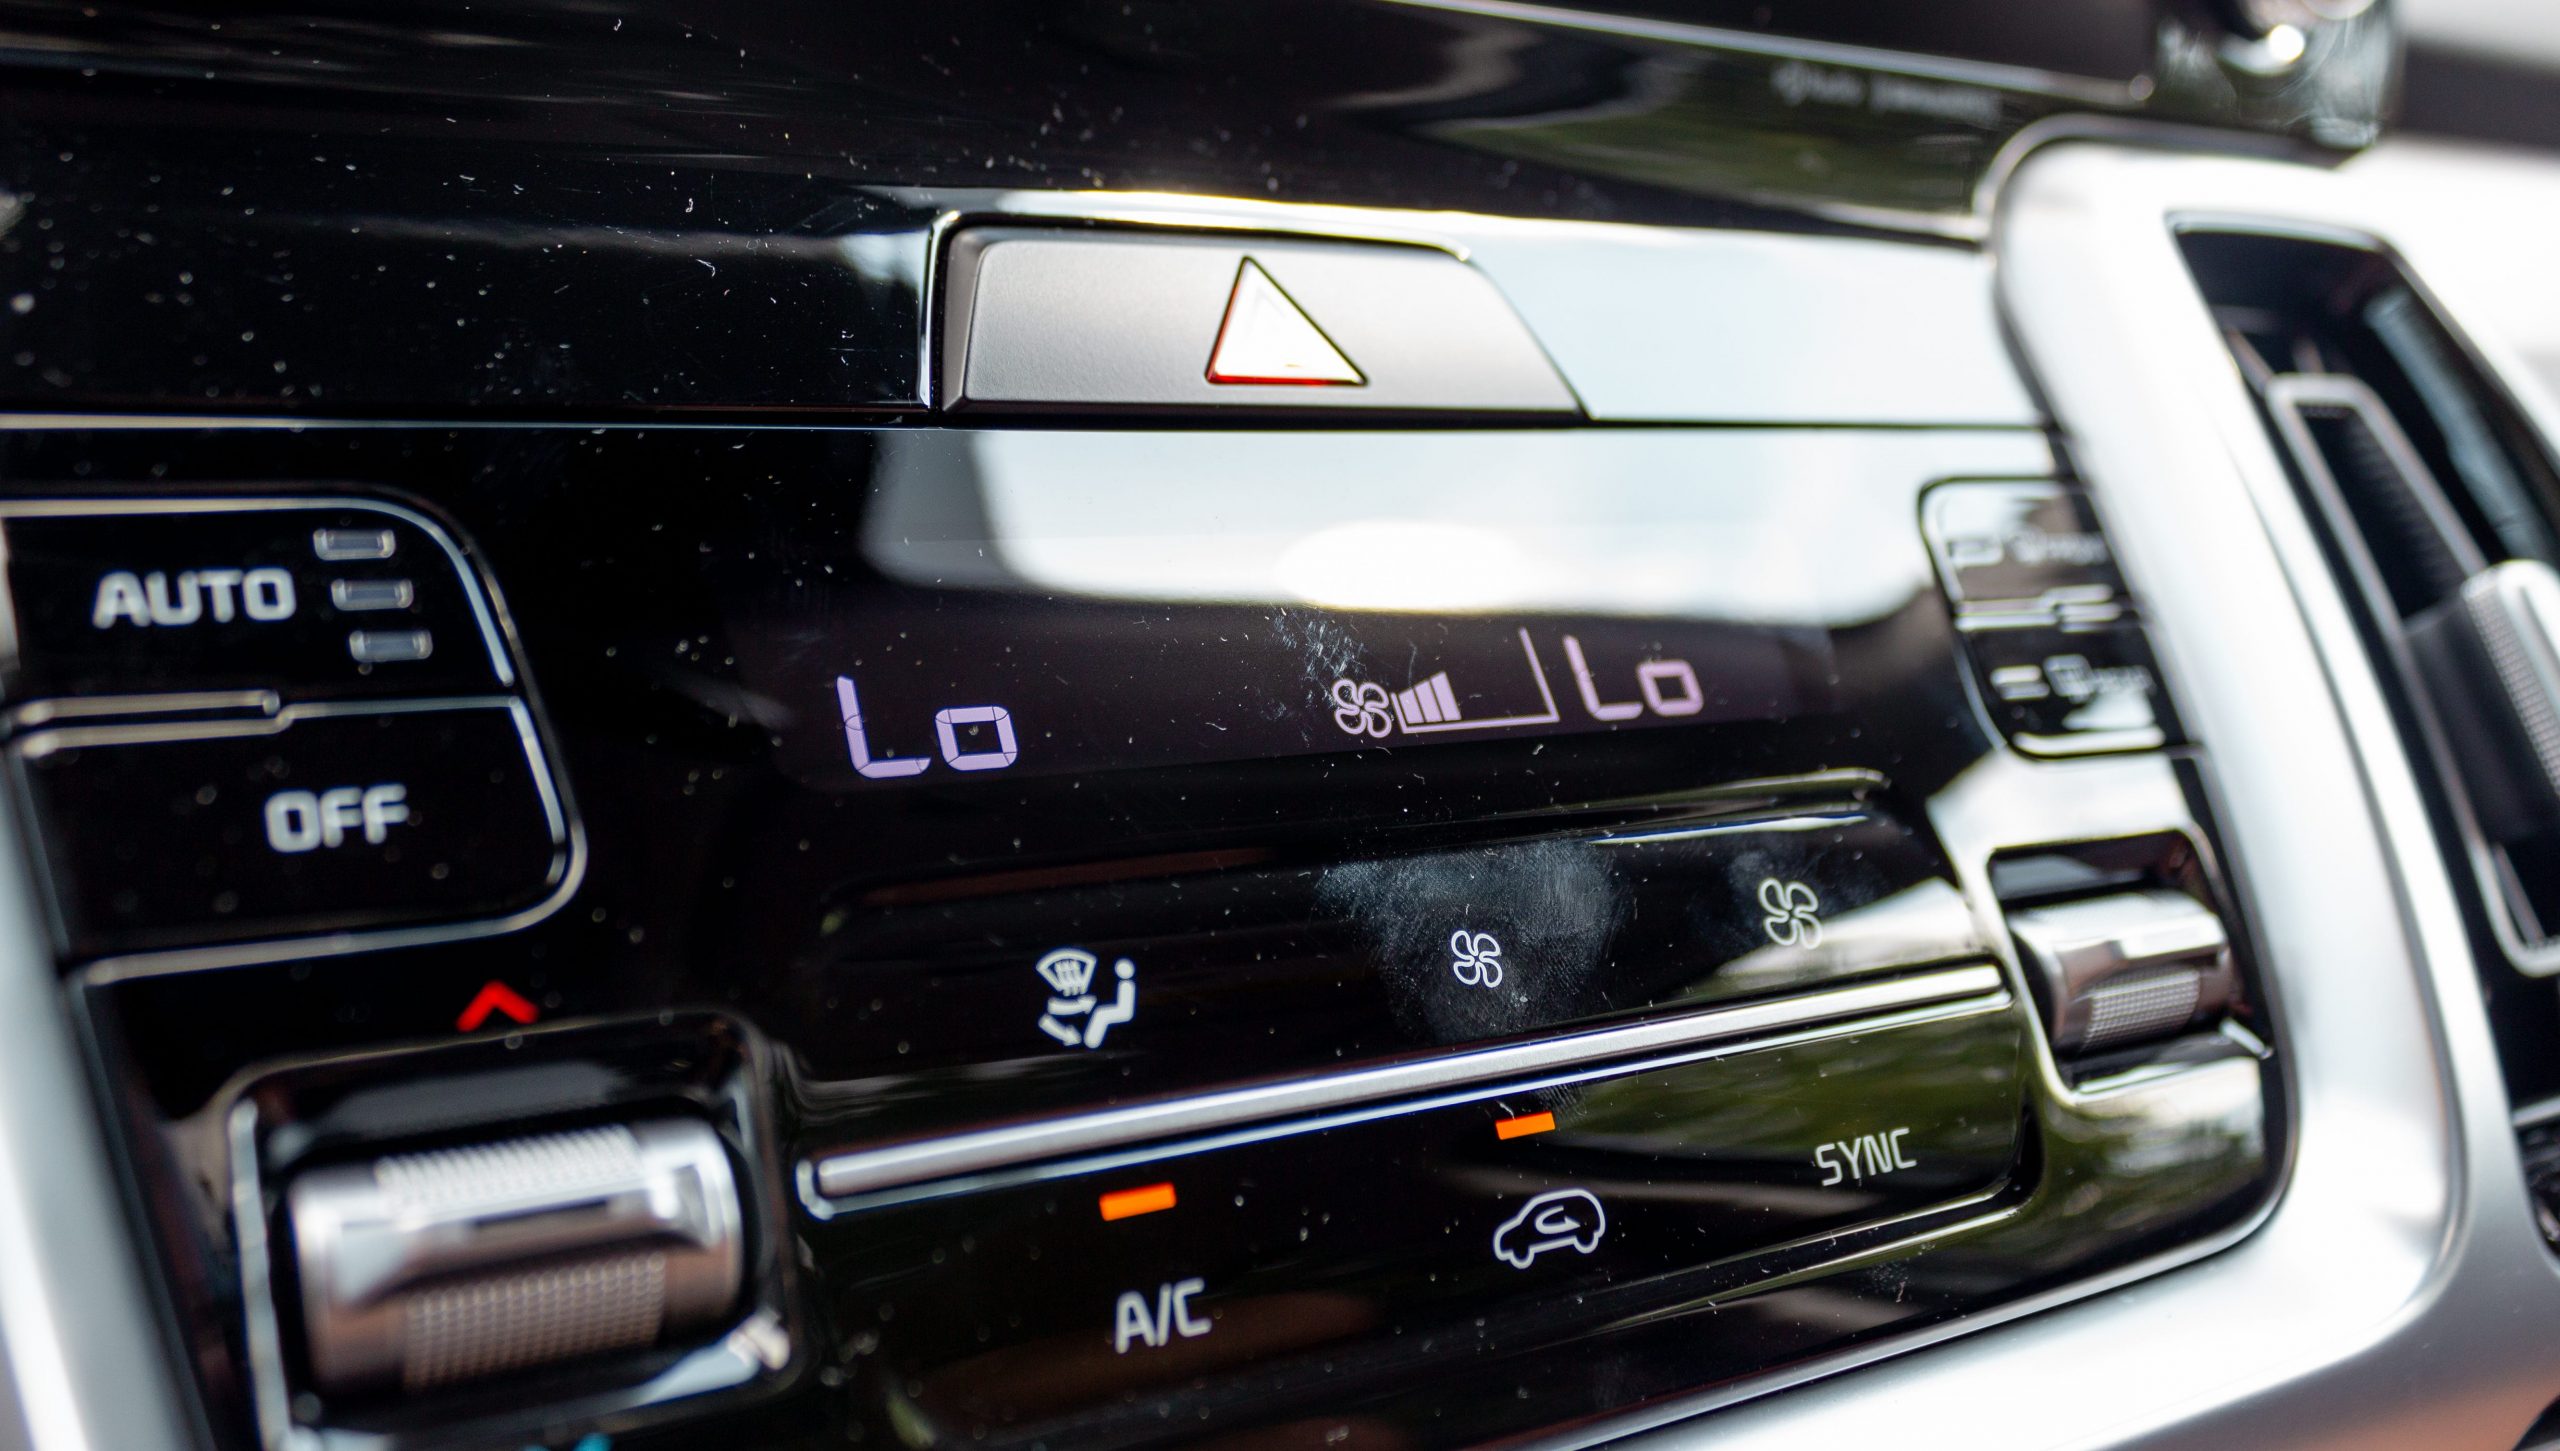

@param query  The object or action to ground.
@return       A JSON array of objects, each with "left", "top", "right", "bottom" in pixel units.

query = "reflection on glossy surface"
[
  {"left": 863, "top": 430, "right": 1973, "bottom": 624},
  {"left": 727, "top": 427, "right": 2042, "bottom": 829},
  {"left": 0, "top": 2, "right": 2390, "bottom": 415},
  {"left": 1447, "top": 221, "right": 2042, "bottom": 424}
]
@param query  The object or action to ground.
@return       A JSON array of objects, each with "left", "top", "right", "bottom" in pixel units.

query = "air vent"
[{"left": 2182, "top": 228, "right": 2560, "bottom": 1165}]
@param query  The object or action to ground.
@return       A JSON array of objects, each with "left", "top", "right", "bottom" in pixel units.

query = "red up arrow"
[{"left": 455, "top": 980, "right": 540, "bottom": 1033}]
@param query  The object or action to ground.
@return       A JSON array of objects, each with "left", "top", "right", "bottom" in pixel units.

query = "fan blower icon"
[
  {"left": 1757, "top": 877, "right": 1824, "bottom": 949},
  {"left": 1035, "top": 947, "right": 1139, "bottom": 1049}
]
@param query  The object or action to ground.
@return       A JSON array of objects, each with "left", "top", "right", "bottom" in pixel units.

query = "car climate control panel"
[{"left": 13, "top": 418, "right": 2279, "bottom": 1451}]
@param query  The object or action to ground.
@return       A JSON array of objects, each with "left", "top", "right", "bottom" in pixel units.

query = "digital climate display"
[
  {"left": 817, "top": 602, "right": 1832, "bottom": 785},
  {"left": 718, "top": 431, "right": 1946, "bottom": 795}
]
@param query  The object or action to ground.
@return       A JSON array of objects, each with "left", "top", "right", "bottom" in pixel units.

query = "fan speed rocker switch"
[
  {"left": 284, "top": 1118, "right": 744, "bottom": 1396},
  {"left": 2008, "top": 889, "right": 2236, "bottom": 1057}
]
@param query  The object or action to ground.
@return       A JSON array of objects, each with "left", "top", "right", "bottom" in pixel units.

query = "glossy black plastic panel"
[
  {"left": 10, "top": 420, "right": 2280, "bottom": 1451},
  {"left": 0, "top": 128, "right": 933, "bottom": 416},
  {"left": 795, "top": 810, "right": 1978, "bottom": 1148},
  {"left": 0, "top": 2, "right": 2392, "bottom": 417}
]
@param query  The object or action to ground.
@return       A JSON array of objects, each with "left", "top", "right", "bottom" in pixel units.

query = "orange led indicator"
[
  {"left": 1099, "top": 1182, "right": 1179, "bottom": 1222},
  {"left": 1494, "top": 1111, "right": 1557, "bottom": 1141}
]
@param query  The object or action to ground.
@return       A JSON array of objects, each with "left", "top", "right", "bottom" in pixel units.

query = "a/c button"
[{"left": 13, "top": 701, "right": 568, "bottom": 958}]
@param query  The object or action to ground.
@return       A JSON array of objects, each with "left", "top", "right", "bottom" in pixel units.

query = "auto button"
[
  {"left": 14, "top": 700, "right": 569, "bottom": 958},
  {"left": 0, "top": 498, "right": 509, "bottom": 709}
]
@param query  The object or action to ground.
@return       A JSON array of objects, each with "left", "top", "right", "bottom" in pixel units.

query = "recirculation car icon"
[{"left": 1492, "top": 1188, "right": 1608, "bottom": 1269}]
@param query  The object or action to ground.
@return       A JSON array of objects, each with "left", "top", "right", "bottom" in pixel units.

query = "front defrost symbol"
[{"left": 1036, "top": 947, "right": 1137, "bottom": 1049}]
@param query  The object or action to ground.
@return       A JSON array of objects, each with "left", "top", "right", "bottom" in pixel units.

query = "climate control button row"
[{"left": 807, "top": 995, "right": 2026, "bottom": 1446}]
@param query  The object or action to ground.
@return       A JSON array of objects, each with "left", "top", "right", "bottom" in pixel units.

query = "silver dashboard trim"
[
  {"left": 1605, "top": 141, "right": 2554, "bottom": 1451},
  {"left": 808, "top": 963, "right": 2005, "bottom": 1204},
  {"left": 0, "top": 769, "right": 195, "bottom": 1451},
  {"left": 938, "top": 226, "right": 1582, "bottom": 417}
]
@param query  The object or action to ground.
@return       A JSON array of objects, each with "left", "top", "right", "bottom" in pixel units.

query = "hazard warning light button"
[
  {"left": 1205, "top": 258, "right": 1365, "bottom": 387},
  {"left": 941, "top": 228, "right": 1578, "bottom": 416}
]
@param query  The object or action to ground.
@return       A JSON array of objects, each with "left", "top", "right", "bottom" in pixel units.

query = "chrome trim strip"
[
  {"left": 10, "top": 689, "right": 281, "bottom": 726},
  {"left": 13, "top": 691, "right": 523, "bottom": 754},
  {"left": 808, "top": 988, "right": 2016, "bottom": 1219},
  {"left": 809, "top": 963, "right": 2004, "bottom": 1202},
  {"left": 225, "top": 1101, "right": 291, "bottom": 1451}
]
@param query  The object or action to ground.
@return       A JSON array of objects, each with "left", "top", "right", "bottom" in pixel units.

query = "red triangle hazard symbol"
[{"left": 1206, "top": 258, "right": 1365, "bottom": 387}]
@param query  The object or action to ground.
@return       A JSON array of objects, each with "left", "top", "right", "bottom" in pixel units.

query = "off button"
[{"left": 13, "top": 702, "right": 568, "bottom": 958}]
